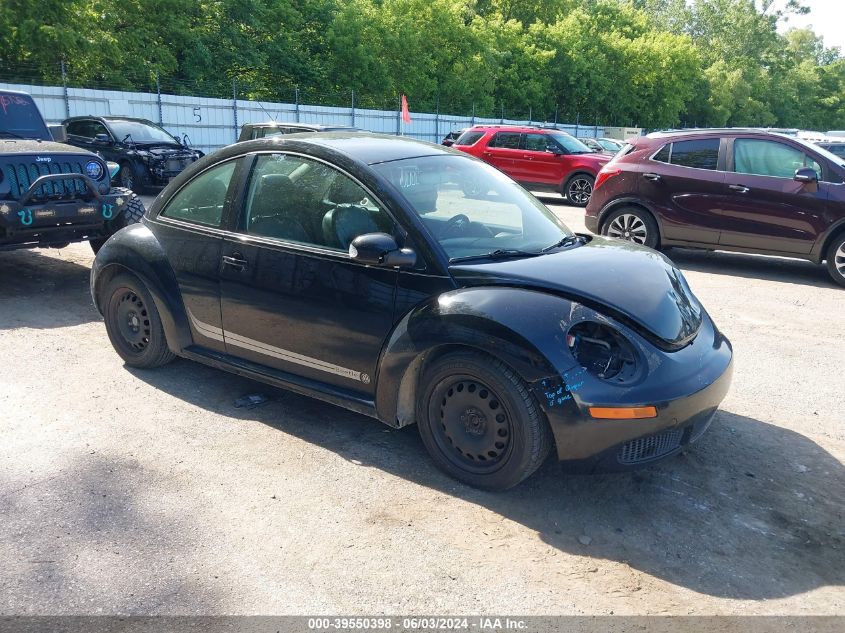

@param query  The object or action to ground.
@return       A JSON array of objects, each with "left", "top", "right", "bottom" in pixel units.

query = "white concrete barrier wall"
[{"left": 0, "top": 81, "right": 605, "bottom": 153}]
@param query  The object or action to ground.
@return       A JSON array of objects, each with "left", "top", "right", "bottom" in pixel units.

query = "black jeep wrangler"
[{"left": 0, "top": 90, "right": 144, "bottom": 253}]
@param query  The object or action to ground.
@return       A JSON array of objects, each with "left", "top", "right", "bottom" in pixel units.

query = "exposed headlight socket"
[{"left": 567, "top": 321, "right": 639, "bottom": 383}]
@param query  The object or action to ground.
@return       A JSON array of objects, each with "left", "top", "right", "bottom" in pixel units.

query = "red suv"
[
  {"left": 585, "top": 129, "right": 845, "bottom": 286},
  {"left": 453, "top": 125, "right": 610, "bottom": 206}
]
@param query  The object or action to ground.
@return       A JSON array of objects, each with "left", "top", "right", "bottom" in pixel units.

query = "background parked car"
[
  {"left": 454, "top": 125, "right": 609, "bottom": 206},
  {"left": 585, "top": 128, "right": 845, "bottom": 286},
  {"left": 817, "top": 141, "right": 845, "bottom": 159},
  {"left": 64, "top": 116, "right": 203, "bottom": 193},
  {"left": 579, "top": 137, "right": 624, "bottom": 153},
  {"left": 238, "top": 122, "right": 359, "bottom": 142},
  {"left": 441, "top": 129, "right": 468, "bottom": 147},
  {"left": 1, "top": 90, "right": 144, "bottom": 254}
]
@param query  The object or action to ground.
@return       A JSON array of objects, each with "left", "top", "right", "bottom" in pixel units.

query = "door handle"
[
  {"left": 729, "top": 184, "right": 750, "bottom": 193},
  {"left": 523, "top": 155, "right": 534, "bottom": 160},
  {"left": 643, "top": 172, "right": 661, "bottom": 182},
  {"left": 222, "top": 253, "right": 248, "bottom": 271}
]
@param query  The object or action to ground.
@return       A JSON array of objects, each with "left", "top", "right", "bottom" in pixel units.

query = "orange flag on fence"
[{"left": 401, "top": 94, "right": 411, "bottom": 124}]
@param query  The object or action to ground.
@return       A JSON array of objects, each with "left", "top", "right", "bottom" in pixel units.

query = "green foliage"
[{"left": 0, "top": 0, "right": 843, "bottom": 130}]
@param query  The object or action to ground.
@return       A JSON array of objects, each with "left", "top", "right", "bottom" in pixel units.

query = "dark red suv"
[
  {"left": 454, "top": 125, "right": 609, "bottom": 206},
  {"left": 586, "top": 129, "right": 845, "bottom": 286}
]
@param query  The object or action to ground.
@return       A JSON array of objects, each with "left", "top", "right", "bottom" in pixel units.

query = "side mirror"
[
  {"left": 349, "top": 232, "right": 417, "bottom": 268},
  {"left": 794, "top": 167, "right": 818, "bottom": 183},
  {"left": 94, "top": 133, "right": 111, "bottom": 144},
  {"left": 546, "top": 147, "right": 564, "bottom": 156},
  {"left": 49, "top": 125, "right": 67, "bottom": 143}
]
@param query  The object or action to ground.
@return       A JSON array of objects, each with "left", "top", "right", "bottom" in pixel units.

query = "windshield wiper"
[
  {"left": 449, "top": 249, "right": 543, "bottom": 264},
  {"left": 541, "top": 234, "right": 585, "bottom": 252}
]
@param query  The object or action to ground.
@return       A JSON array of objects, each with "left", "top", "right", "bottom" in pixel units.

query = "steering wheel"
[{"left": 442, "top": 213, "right": 472, "bottom": 238}]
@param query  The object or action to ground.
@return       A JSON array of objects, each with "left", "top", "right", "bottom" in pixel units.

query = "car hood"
[
  {"left": 0, "top": 139, "right": 95, "bottom": 156},
  {"left": 449, "top": 236, "right": 703, "bottom": 349}
]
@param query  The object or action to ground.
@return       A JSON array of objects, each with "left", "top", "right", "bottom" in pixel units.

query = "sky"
[{"left": 774, "top": 0, "right": 845, "bottom": 51}]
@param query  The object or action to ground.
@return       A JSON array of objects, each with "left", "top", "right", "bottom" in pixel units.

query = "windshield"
[
  {"left": 598, "top": 139, "right": 621, "bottom": 151},
  {"left": 792, "top": 136, "right": 845, "bottom": 168},
  {"left": 372, "top": 155, "right": 572, "bottom": 261},
  {"left": 0, "top": 93, "right": 51, "bottom": 140},
  {"left": 108, "top": 119, "right": 178, "bottom": 144},
  {"left": 548, "top": 132, "right": 593, "bottom": 154}
]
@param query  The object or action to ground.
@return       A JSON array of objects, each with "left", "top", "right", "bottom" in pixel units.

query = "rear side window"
[
  {"left": 455, "top": 130, "right": 484, "bottom": 146},
  {"left": 652, "top": 139, "right": 719, "bottom": 170},
  {"left": 489, "top": 132, "right": 521, "bottom": 149},
  {"left": 161, "top": 160, "right": 238, "bottom": 227}
]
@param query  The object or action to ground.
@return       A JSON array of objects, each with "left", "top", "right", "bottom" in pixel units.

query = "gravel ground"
[{"left": 0, "top": 193, "right": 842, "bottom": 615}]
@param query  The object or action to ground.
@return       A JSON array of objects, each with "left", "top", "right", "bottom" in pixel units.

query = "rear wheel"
[
  {"left": 564, "top": 173, "right": 594, "bottom": 207},
  {"left": 417, "top": 352, "right": 552, "bottom": 490},
  {"left": 601, "top": 206, "right": 659, "bottom": 249},
  {"left": 826, "top": 233, "right": 845, "bottom": 287},
  {"left": 102, "top": 273, "right": 175, "bottom": 368}
]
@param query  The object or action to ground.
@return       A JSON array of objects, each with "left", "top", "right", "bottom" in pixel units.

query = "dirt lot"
[{"left": 0, "top": 194, "right": 843, "bottom": 615}]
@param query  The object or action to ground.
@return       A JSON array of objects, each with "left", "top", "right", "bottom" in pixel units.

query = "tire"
[
  {"left": 90, "top": 188, "right": 145, "bottom": 254},
  {"left": 118, "top": 161, "right": 144, "bottom": 194},
  {"left": 416, "top": 351, "right": 553, "bottom": 490},
  {"left": 563, "top": 173, "right": 595, "bottom": 207},
  {"left": 601, "top": 206, "right": 660, "bottom": 249},
  {"left": 825, "top": 232, "right": 845, "bottom": 287},
  {"left": 102, "top": 273, "right": 175, "bottom": 368}
]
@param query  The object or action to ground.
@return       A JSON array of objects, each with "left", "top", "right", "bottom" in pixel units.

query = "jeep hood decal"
[{"left": 449, "top": 236, "right": 703, "bottom": 348}]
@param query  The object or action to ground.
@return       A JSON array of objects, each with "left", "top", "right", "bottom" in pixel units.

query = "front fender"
[
  {"left": 90, "top": 222, "right": 192, "bottom": 352},
  {"left": 375, "top": 287, "right": 585, "bottom": 427}
]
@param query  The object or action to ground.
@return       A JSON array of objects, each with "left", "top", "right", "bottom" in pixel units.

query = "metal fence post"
[
  {"left": 156, "top": 71, "right": 163, "bottom": 126},
  {"left": 435, "top": 96, "right": 440, "bottom": 144},
  {"left": 350, "top": 89, "right": 355, "bottom": 127},
  {"left": 396, "top": 94, "right": 401, "bottom": 136},
  {"left": 528, "top": 107, "right": 532, "bottom": 126},
  {"left": 232, "top": 79, "right": 238, "bottom": 143},
  {"left": 575, "top": 113, "right": 580, "bottom": 137},
  {"left": 554, "top": 105, "right": 558, "bottom": 126},
  {"left": 500, "top": 103, "right": 504, "bottom": 124},
  {"left": 60, "top": 60, "right": 70, "bottom": 119},
  {"left": 471, "top": 103, "right": 476, "bottom": 127},
  {"left": 295, "top": 87, "right": 300, "bottom": 122}
]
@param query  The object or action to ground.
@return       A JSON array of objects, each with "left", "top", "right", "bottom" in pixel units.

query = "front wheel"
[
  {"left": 826, "top": 233, "right": 845, "bottom": 287},
  {"left": 90, "top": 188, "right": 145, "bottom": 254},
  {"left": 601, "top": 206, "right": 660, "bottom": 249},
  {"left": 118, "top": 161, "right": 145, "bottom": 194},
  {"left": 102, "top": 273, "right": 175, "bottom": 368},
  {"left": 564, "top": 174, "right": 595, "bottom": 207},
  {"left": 417, "top": 352, "right": 552, "bottom": 490}
]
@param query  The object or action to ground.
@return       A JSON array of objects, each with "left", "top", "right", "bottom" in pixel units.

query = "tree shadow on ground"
[
  {"left": 128, "top": 359, "right": 845, "bottom": 602},
  {"left": 0, "top": 249, "right": 99, "bottom": 329}
]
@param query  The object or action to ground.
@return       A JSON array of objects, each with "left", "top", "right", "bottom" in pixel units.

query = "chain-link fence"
[{"left": 0, "top": 61, "right": 612, "bottom": 152}]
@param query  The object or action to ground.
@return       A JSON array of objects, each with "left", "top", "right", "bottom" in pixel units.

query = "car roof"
[
  {"left": 470, "top": 124, "right": 563, "bottom": 134},
  {"left": 227, "top": 131, "right": 457, "bottom": 165},
  {"left": 244, "top": 121, "right": 356, "bottom": 131}
]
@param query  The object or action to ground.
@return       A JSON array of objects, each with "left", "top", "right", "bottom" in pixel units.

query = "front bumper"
[
  {"left": 0, "top": 173, "right": 130, "bottom": 248},
  {"left": 532, "top": 312, "right": 733, "bottom": 472}
]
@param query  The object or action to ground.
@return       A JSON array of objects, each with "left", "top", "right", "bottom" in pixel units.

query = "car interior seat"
[
  {"left": 247, "top": 173, "right": 311, "bottom": 243},
  {"left": 321, "top": 177, "right": 382, "bottom": 249}
]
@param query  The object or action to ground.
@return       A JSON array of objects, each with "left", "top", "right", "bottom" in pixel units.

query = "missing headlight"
[{"left": 567, "top": 322, "right": 638, "bottom": 382}]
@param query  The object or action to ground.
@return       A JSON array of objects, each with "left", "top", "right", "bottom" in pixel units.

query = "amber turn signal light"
[{"left": 589, "top": 406, "right": 658, "bottom": 419}]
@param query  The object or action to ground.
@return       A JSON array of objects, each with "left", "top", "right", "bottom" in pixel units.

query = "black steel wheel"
[
  {"left": 564, "top": 173, "right": 594, "bottom": 207},
  {"left": 417, "top": 352, "right": 552, "bottom": 490},
  {"left": 102, "top": 273, "right": 175, "bottom": 368},
  {"left": 826, "top": 232, "right": 845, "bottom": 288}
]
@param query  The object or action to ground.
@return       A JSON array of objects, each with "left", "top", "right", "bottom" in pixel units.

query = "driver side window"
[
  {"left": 734, "top": 139, "right": 821, "bottom": 180},
  {"left": 241, "top": 153, "right": 395, "bottom": 251}
]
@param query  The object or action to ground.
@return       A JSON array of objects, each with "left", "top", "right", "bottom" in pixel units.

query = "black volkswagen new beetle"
[{"left": 91, "top": 133, "right": 733, "bottom": 490}]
